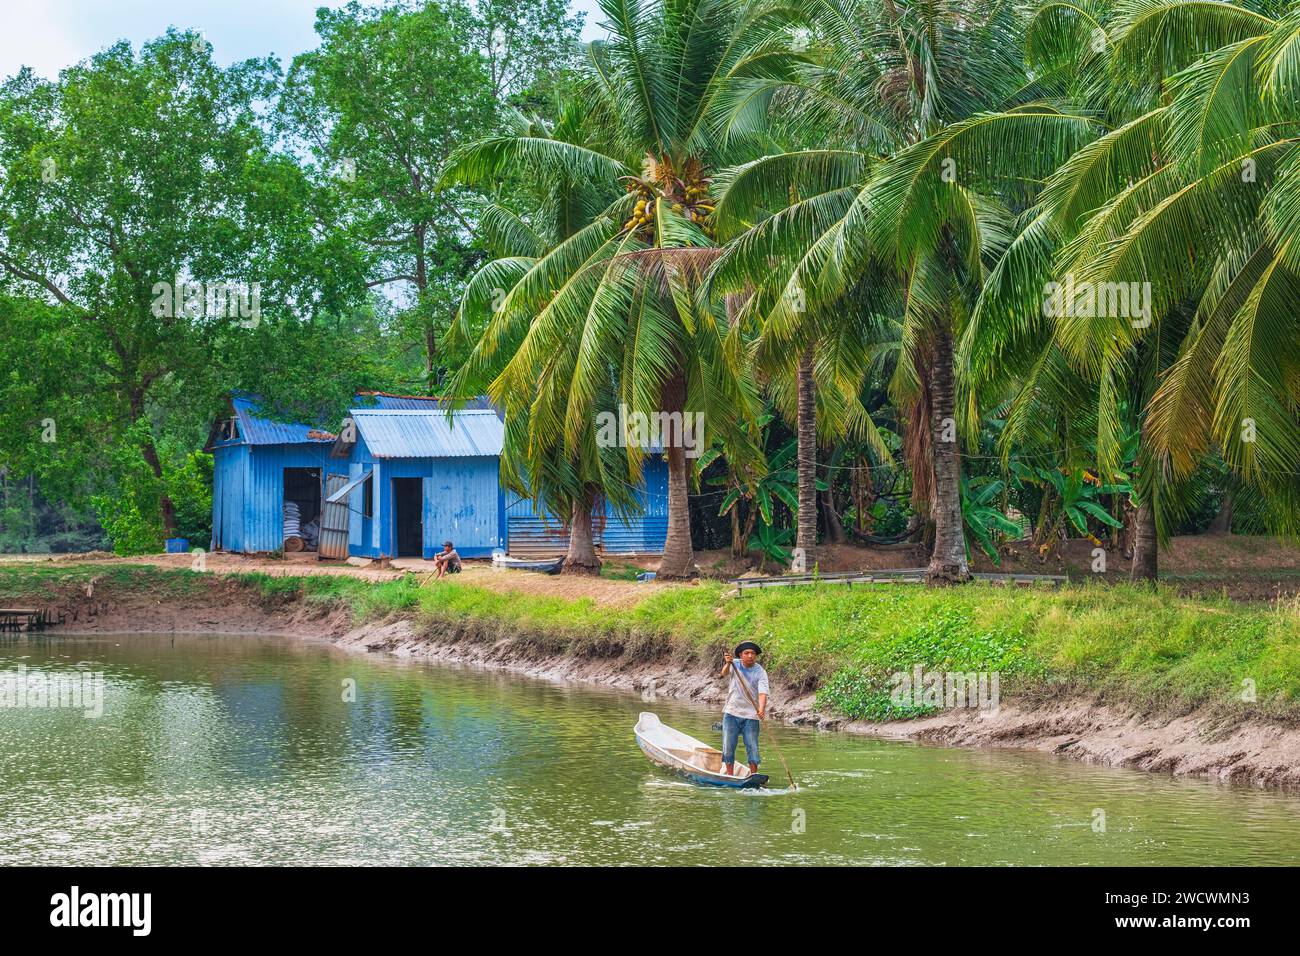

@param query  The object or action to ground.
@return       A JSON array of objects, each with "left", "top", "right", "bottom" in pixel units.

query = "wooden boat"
[
  {"left": 494, "top": 555, "right": 564, "bottom": 575},
  {"left": 634, "top": 712, "right": 769, "bottom": 789}
]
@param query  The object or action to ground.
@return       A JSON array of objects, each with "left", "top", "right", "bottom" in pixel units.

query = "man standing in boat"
[{"left": 719, "top": 641, "right": 769, "bottom": 777}]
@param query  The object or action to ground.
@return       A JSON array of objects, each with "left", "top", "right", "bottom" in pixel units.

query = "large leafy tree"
[
  {"left": 474, "top": 0, "right": 586, "bottom": 100},
  {"left": 279, "top": 1, "right": 537, "bottom": 394},
  {"left": 0, "top": 32, "right": 362, "bottom": 545},
  {"left": 442, "top": 0, "right": 799, "bottom": 579}
]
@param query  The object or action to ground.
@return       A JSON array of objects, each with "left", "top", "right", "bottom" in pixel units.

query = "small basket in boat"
[{"left": 693, "top": 747, "right": 723, "bottom": 773}]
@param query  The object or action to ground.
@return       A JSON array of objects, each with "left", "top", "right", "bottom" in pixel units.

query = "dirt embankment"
[{"left": 22, "top": 575, "right": 1300, "bottom": 791}]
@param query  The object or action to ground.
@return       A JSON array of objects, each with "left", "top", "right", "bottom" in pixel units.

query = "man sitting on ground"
[{"left": 433, "top": 540, "right": 462, "bottom": 579}]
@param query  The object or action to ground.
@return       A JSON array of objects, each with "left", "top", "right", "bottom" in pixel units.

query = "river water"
[{"left": 1, "top": 633, "right": 1298, "bottom": 866}]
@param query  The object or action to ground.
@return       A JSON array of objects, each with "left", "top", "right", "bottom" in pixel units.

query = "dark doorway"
[
  {"left": 283, "top": 467, "right": 322, "bottom": 552},
  {"left": 392, "top": 478, "right": 424, "bottom": 557}
]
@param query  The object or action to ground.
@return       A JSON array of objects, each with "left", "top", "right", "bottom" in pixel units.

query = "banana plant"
[
  {"left": 1012, "top": 461, "right": 1129, "bottom": 553},
  {"left": 707, "top": 436, "right": 825, "bottom": 567},
  {"left": 751, "top": 522, "right": 795, "bottom": 572},
  {"left": 960, "top": 475, "right": 1023, "bottom": 563}
]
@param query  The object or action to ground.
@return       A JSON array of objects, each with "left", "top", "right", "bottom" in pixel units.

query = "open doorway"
[
  {"left": 392, "top": 477, "right": 423, "bottom": 557},
  {"left": 283, "top": 467, "right": 322, "bottom": 552}
]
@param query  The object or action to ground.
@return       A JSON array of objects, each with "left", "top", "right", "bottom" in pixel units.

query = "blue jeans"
[{"left": 721, "top": 713, "right": 761, "bottom": 766}]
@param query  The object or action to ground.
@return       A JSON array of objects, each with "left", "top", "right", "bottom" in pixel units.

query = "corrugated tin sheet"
[
  {"left": 230, "top": 395, "right": 335, "bottom": 447},
  {"left": 423, "top": 458, "right": 503, "bottom": 557},
  {"left": 210, "top": 443, "right": 333, "bottom": 553},
  {"left": 353, "top": 391, "right": 502, "bottom": 418},
  {"left": 325, "top": 469, "right": 371, "bottom": 503},
  {"left": 602, "top": 514, "right": 668, "bottom": 553},
  {"left": 319, "top": 473, "right": 351, "bottom": 560},
  {"left": 351, "top": 409, "right": 504, "bottom": 459},
  {"left": 344, "top": 458, "right": 504, "bottom": 559},
  {"left": 504, "top": 459, "right": 668, "bottom": 556},
  {"left": 506, "top": 511, "right": 668, "bottom": 556}
]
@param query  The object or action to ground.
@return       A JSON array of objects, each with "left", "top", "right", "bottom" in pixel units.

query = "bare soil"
[
  {"left": 15, "top": 530, "right": 1297, "bottom": 605},
  {"left": 695, "top": 533, "right": 1300, "bottom": 601}
]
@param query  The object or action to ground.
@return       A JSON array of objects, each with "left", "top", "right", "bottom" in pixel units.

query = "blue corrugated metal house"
[
  {"left": 329, "top": 408, "right": 506, "bottom": 559},
  {"left": 206, "top": 395, "right": 337, "bottom": 553},
  {"left": 208, "top": 391, "right": 667, "bottom": 560}
]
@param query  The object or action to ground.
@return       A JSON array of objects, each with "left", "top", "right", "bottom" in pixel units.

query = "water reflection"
[{"left": 1, "top": 633, "right": 1298, "bottom": 866}]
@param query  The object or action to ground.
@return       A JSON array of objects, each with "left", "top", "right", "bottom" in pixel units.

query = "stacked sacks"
[{"left": 283, "top": 501, "right": 304, "bottom": 552}]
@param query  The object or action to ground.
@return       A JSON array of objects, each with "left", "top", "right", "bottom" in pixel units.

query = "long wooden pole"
[{"left": 728, "top": 659, "right": 797, "bottom": 790}]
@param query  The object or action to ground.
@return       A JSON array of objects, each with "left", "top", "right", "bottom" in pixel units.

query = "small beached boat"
[
  {"left": 494, "top": 556, "right": 564, "bottom": 574},
  {"left": 634, "top": 712, "right": 769, "bottom": 789}
]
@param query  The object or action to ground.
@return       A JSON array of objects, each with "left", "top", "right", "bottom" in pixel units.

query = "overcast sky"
[{"left": 1, "top": 0, "right": 608, "bottom": 80}]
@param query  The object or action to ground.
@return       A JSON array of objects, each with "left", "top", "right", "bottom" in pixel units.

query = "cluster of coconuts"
[
  {"left": 623, "top": 191, "right": 657, "bottom": 234},
  {"left": 622, "top": 184, "right": 717, "bottom": 239}
]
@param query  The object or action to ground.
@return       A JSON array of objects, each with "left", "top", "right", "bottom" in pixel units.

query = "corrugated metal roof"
[
  {"left": 353, "top": 391, "right": 503, "bottom": 418},
  {"left": 230, "top": 395, "right": 335, "bottom": 447},
  {"left": 351, "top": 409, "right": 504, "bottom": 459}
]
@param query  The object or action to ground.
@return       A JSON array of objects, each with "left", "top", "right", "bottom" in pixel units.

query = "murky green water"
[{"left": 2, "top": 633, "right": 1299, "bottom": 865}]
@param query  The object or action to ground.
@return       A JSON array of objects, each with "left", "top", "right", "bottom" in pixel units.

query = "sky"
[{"left": 0, "top": 0, "right": 608, "bottom": 80}]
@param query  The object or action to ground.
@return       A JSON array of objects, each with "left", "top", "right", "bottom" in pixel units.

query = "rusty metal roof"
[
  {"left": 207, "top": 394, "right": 335, "bottom": 449},
  {"left": 350, "top": 409, "right": 504, "bottom": 459},
  {"left": 352, "top": 391, "right": 502, "bottom": 418}
]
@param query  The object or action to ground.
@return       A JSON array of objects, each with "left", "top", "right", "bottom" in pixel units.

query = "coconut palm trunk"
[
  {"left": 563, "top": 484, "right": 602, "bottom": 575},
  {"left": 795, "top": 345, "right": 818, "bottom": 568},
  {"left": 926, "top": 325, "right": 970, "bottom": 584},
  {"left": 657, "top": 369, "right": 696, "bottom": 579},
  {"left": 1130, "top": 499, "right": 1158, "bottom": 584}
]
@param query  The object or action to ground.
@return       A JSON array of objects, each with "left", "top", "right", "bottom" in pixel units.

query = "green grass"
[
  {"left": 0, "top": 562, "right": 208, "bottom": 596},
  {"left": 5, "top": 562, "right": 1298, "bottom": 723},
  {"left": 598, "top": 561, "right": 646, "bottom": 581}
]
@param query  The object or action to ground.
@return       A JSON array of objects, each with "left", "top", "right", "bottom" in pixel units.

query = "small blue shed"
[
  {"left": 206, "top": 394, "right": 337, "bottom": 553},
  {"left": 329, "top": 408, "right": 506, "bottom": 559},
  {"left": 208, "top": 390, "right": 667, "bottom": 561}
]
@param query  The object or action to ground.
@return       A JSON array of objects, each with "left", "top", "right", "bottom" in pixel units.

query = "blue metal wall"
[
  {"left": 345, "top": 434, "right": 504, "bottom": 559},
  {"left": 602, "top": 457, "right": 669, "bottom": 553},
  {"left": 211, "top": 444, "right": 249, "bottom": 552},
  {"left": 504, "top": 457, "right": 668, "bottom": 556},
  {"left": 210, "top": 442, "right": 340, "bottom": 553}
]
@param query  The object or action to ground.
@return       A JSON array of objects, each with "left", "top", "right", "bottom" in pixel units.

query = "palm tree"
[
  {"left": 441, "top": 0, "right": 797, "bottom": 578},
  {"left": 711, "top": 0, "right": 1095, "bottom": 583},
  {"left": 443, "top": 101, "right": 622, "bottom": 573},
  {"left": 712, "top": 149, "right": 896, "bottom": 569},
  {"left": 965, "top": 0, "right": 1300, "bottom": 583}
]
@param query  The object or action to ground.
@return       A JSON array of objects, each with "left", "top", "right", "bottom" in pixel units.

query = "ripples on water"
[{"left": 1, "top": 633, "right": 1298, "bottom": 866}]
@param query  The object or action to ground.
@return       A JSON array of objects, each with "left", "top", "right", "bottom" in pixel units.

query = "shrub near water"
[{"left": 816, "top": 607, "right": 1031, "bottom": 720}]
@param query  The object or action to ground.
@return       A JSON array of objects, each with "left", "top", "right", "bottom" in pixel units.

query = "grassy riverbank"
[{"left": 6, "top": 561, "right": 1299, "bottom": 725}]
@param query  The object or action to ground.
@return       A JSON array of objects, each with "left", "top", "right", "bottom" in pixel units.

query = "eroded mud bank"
[{"left": 33, "top": 579, "right": 1300, "bottom": 790}]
